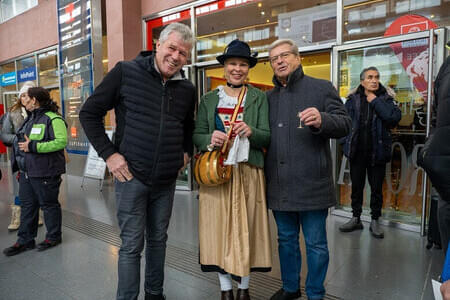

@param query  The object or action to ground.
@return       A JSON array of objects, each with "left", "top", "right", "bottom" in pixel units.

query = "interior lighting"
[
  {"left": 286, "top": 28, "right": 290, "bottom": 32},
  {"left": 261, "top": 11, "right": 265, "bottom": 15},
  {"left": 266, "top": 19, "right": 270, "bottom": 23},
  {"left": 258, "top": 3, "right": 262, "bottom": 7},
  {"left": 430, "top": 14, "right": 435, "bottom": 18},
  {"left": 344, "top": 21, "right": 348, "bottom": 25}
]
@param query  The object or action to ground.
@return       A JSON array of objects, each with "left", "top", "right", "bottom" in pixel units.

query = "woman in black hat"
[{"left": 193, "top": 39, "right": 272, "bottom": 300}]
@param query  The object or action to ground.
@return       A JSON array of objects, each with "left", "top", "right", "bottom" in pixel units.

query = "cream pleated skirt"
[{"left": 198, "top": 163, "right": 272, "bottom": 277}]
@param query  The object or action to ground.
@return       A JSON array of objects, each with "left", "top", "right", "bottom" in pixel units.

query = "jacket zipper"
[{"left": 150, "top": 82, "right": 167, "bottom": 181}]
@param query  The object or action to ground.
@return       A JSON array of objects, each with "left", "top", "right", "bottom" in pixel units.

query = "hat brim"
[{"left": 216, "top": 54, "right": 257, "bottom": 68}]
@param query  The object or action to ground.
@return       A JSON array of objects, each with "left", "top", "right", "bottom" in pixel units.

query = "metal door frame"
[{"left": 331, "top": 28, "right": 447, "bottom": 234}]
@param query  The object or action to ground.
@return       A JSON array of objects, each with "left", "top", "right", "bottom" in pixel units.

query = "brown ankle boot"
[
  {"left": 236, "top": 288, "right": 250, "bottom": 300},
  {"left": 221, "top": 290, "right": 234, "bottom": 300}
]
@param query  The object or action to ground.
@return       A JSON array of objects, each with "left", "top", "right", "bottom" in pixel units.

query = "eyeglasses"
[{"left": 269, "top": 51, "right": 294, "bottom": 63}]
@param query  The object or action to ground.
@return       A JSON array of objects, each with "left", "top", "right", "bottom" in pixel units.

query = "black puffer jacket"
[
  {"left": 342, "top": 84, "right": 401, "bottom": 164},
  {"left": 79, "top": 51, "right": 196, "bottom": 185},
  {"left": 419, "top": 55, "right": 450, "bottom": 202}
]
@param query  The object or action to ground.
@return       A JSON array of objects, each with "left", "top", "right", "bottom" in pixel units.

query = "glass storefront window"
[
  {"left": 336, "top": 37, "right": 432, "bottom": 225},
  {"left": 17, "top": 56, "right": 37, "bottom": 89},
  {"left": 195, "top": 0, "right": 336, "bottom": 62},
  {"left": 38, "top": 50, "right": 59, "bottom": 87},
  {"left": 0, "top": 0, "right": 38, "bottom": 23},
  {"left": 343, "top": 0, "right": 450, "bottom": 42},
  {"left": 60, "top": 55, "right": 92, "bottom": 153}
]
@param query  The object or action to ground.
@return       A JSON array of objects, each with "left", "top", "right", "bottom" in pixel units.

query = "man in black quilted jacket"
[{"left": 79, "top": 23, "right": 195, "bottom": 300}]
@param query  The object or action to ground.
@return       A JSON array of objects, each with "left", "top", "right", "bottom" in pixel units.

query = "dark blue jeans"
[
  {"left": 272, "top": 209, "right": 329, "bottom": 300},
  {"left": 115, "top": 178, "right": 176, "bottom": 300},
  {"left": 17, "top": 173, "right": 62, "bottom": 244}
]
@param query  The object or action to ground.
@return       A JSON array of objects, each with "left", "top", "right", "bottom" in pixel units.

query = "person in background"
[
  {"left": 79, "top": 22, "right": 196, "bottom": 300},
  {"left": 339, "top": 67, "right": 401, "bottom": 239},
  {"left": 0, "top": 81, "right": 44, "bottom": 231},
  {"left": 265, "top": 39, "right": 351, "bottom": 300},
  {"left": 3, "top": 87, "right": 67, "bottom": 256},
  {"left": 193, "top": 39, "right": 272, "bottom": 300}
]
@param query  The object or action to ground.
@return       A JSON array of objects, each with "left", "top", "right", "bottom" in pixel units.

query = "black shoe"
[
  {"left": 236, "top": 288, "right": 250, "bottom": 300},
  {"left": 145, "top": 293, "right": 166, "bottom": 300},
  {"left": 36, "top": 239, "right": 61, "bottom": 251},
  {"left": 270, "top": 288, "right": 301, "bottom": 300},
  {"left": 3, "top": 240, "right": 35, "bottom": 256},
  {"left": 221, "top": 289, "right": 234, "bottom": 300}
]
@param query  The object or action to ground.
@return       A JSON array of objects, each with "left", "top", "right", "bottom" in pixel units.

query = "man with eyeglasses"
[{"left": 264, "top": 39, "right": 351, "bottom": 300}]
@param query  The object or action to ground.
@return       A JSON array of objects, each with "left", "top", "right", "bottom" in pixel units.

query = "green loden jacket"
[{"left": 193, "top": 84, "right": 270, "bottom": 168}]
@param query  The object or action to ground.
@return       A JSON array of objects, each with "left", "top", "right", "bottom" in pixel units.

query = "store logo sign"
[
  {"left": 0, "top": 72, "right": 16, "bottom": 87},
  {"left": 17, "top": 67, "right": 36, "bottom": 83}
]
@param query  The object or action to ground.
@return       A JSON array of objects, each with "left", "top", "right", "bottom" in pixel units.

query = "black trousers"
[
  {"left": 349, "top": 151, "right": 386, "bottom": 220},
  {"left": 17, "top": 173, "right": 62, "bottom": 244}
]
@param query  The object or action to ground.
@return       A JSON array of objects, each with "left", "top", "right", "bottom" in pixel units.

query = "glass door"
[{"left": 332, "top": 29, "right": 446, "bottom": 233}]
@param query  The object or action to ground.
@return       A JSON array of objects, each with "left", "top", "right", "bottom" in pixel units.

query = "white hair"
[{"left": 159, "top": 22, "right": 194, "bottom": 47}]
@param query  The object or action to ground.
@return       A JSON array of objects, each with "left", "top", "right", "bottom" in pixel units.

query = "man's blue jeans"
[
  {"left": 272, "top": 209, "right": 329, "bottom": 300},
  {"left": 115, "top": 178, "right": 176, "bottom": 300}
]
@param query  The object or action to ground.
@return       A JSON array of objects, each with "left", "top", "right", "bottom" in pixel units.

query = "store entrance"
[{"left": 332, "top": 28, "right": 448, "bottom": 233}]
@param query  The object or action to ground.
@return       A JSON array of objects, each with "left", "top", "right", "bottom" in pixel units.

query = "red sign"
[{"left": 384, "top": 15, "right": 438, "bottom": 102}]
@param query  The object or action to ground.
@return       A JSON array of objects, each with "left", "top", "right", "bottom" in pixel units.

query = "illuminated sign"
[
  {"left": 17, "top": 67, "right": 37, "bottom": 82},
  {"left": 0, "top": 72, "right": 16, "bottom": 86}
]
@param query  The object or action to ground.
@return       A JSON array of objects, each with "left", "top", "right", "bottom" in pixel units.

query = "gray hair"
[
  {"left": 268, "top": 39, "right": 299, "bottom": 55},
  {"left": 159, "top": 22, "right": 194, "bottom": 47},
  {"left": 360, "top": 66, "right": 379, "bottom": 81}
]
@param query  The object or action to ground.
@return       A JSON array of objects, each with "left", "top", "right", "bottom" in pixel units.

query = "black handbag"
[{"left": 418, "top": 126, "right": 450, "bottom": 201}]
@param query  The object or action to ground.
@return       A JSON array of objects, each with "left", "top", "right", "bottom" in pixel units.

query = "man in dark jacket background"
[
  {"left": 339, "top": 67, "right": 401, "bottom": 239},
  {"left": 79, "top": 23, "right": 195, "bottom": 300},
  {"left": 265, "top": 39, "right": 351, "bottom": 300}
]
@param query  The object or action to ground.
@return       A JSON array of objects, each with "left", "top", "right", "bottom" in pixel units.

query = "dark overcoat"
[{"left": 265, "top": 66, "right": 351, "bottom": 211}]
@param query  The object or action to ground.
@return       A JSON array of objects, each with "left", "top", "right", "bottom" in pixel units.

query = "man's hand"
[
  {"left": 106, "top": 153, "right": 133, "bottom": 182},
  {"left": 300, "top": 107, "right": 322, "bottom": 129},
  {"left": 179, "top": 153, "right": 190, "bottom": 173},
  {"left": 441, "top": 280, "right": 450, "bottom": 300},
  {"left": 366, "top": 91, "right": 377, "bottom": 102}
]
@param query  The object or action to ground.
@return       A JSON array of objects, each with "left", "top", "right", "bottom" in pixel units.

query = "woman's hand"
[
  {"left": 210, "top": 130, "right": 228, "bottom": 147},
  {"left": 232, "top": 122, "right": 252, "bottom": 138},
  {"left": 18, "top": 135, "right": 30, "bottom": 152}
]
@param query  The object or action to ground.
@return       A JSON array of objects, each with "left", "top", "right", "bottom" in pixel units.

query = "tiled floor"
[{"left": 0, "top": 162, "right": 444, "bottom": 300}]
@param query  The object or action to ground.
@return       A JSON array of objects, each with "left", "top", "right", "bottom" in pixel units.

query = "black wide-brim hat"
[{"left": 216, "top": 39, "right": 258, "bottom": 68}]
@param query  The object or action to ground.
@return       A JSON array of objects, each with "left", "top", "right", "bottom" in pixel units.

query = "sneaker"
[
  {"left": 369, "top": 219, "right": 384, "bottom": 239},
  {"left": 270, "top": 288, "right": 301, "bottom": 300},
  {"left": 3, "top": 240, "right": 35, "bottom": 256},
  {"left": 36, "top": 239, "right": 61, "bottom": 251},
  {"left": 339, "top": 217, "right": 363, "bottom": 232}
]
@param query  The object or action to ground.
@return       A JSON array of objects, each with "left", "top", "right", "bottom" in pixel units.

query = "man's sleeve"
[
  {"left": 315, "top": 81, "right": 352, "bottom": 139},
  {"left": 370, "top": 95, "right": 402, "bottom": 128},
  {"left": 79, "top": 62, "right": 122, "bottom": 161},
  {"left": 183, "top": 88, "right": 196, "bottom": 157}
]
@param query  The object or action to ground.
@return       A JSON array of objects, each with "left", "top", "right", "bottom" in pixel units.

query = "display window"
[
  {"left": 195, "top": 0, "right": 336, "bottom": 62},
  {"left": 335, "top": 37, "right": 433, "bottom": 225},
  {"left": 343, "top": 0, "right": 450, "bottom": 42}
]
